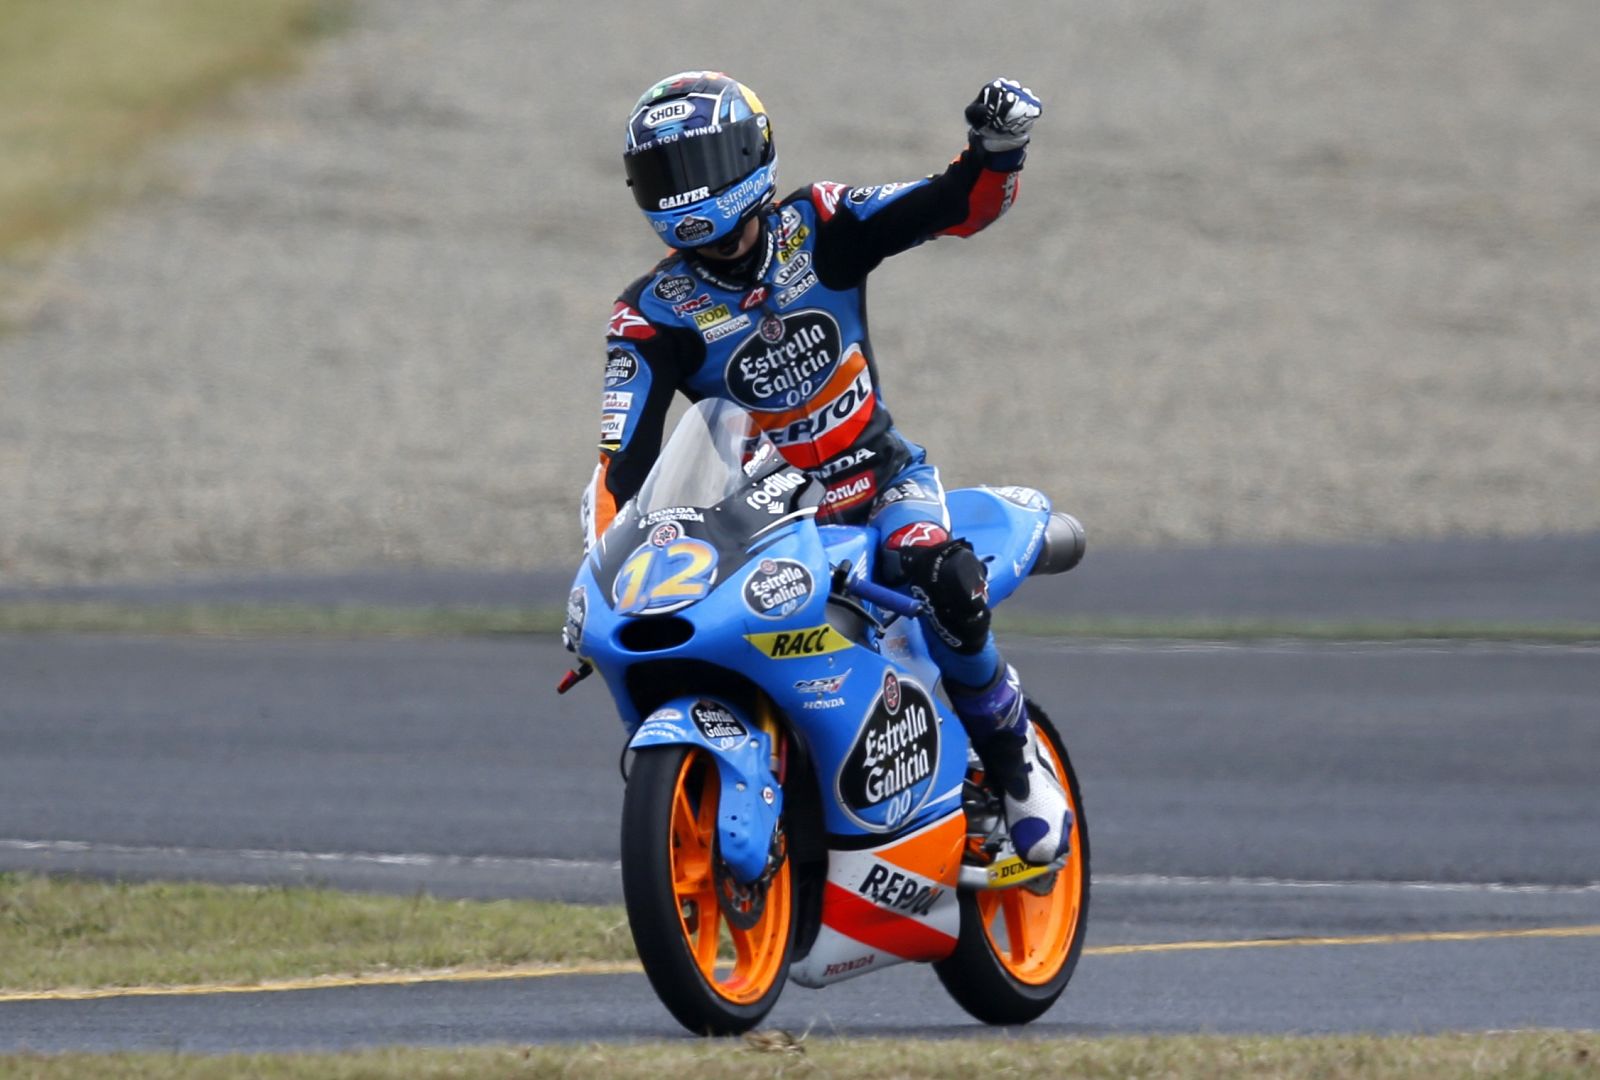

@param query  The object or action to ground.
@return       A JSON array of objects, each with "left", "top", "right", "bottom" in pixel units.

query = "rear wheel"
[
  {"left": 620, "top": 744, "right": 795, "bottom": 1035},
  {"left": 933, "top": 703, "right": 1089, "bottom": 1024}
]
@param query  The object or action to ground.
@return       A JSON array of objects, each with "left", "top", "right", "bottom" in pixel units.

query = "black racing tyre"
[
  {"left": 932, "top": 703, "right": 1090, "bottom": 1024},
  {"left": 620, "top": 744, "right": 796, "bottom": 1036}
]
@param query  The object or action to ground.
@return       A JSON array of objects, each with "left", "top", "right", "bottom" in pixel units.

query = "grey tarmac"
[{"left": 1, "top": 624, "right": 1596, "bottom": 1048}]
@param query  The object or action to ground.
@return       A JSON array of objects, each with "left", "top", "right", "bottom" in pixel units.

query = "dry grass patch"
[
  {"left": 0, "top": 0, "right": 343, "bottom": 260},
  {"left": 1, "top": 1033, "right": 1597, "bottom": 1078},
  {"left": 0, "top": 874, "right": 631, "bottom": 992}
]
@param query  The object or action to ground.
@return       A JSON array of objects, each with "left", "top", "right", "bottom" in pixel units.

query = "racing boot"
[{"left": 948, "top": 663, "right": 1072, "bottom": 865}]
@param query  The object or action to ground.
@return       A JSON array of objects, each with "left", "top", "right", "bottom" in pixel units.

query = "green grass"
[
  {"left": 0, "top": 0, "right": 345, "bottom": 263},
  {"left": 1, "top": 599, "right": 1596, "bottom": 644},
  {"left": 0, "top": 874, "right": 632, "bottom": 993},
  {"left": 1, "top": 1033, "right": 1596, "bottom": 1079}
]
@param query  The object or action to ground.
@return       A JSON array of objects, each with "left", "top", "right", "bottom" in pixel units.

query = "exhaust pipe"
[{"left": 1030, "top": 512, "right": 1086, "bottom": 575}]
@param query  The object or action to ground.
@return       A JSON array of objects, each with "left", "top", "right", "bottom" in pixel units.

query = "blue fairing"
[
  {"left": 947, "top": 485, "right": 1053, "bottom": 605},
  {"left": 569, "top": 401, "right": 1058, "bottom": 862},
  {"left": 629, "top": 696, "right": 782, "bottom": 884}
]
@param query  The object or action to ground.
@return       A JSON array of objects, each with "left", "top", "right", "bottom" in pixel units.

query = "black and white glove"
[{"left": 965, "top": 78, "right": 1042, "bottom": 153}]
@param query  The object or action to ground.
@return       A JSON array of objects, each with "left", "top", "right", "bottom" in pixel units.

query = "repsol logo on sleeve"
[{"left": 744, "top": 625, "right": 850, "bottom": 659}]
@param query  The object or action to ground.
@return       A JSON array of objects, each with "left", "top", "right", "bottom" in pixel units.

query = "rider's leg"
[{"left": 873, "top": 470, "right": 1072, "bottom": 865}]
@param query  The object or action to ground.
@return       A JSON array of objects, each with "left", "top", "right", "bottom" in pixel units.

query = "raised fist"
[{"left": 965, "top": 78, "right": 1042, "bottom": 153}]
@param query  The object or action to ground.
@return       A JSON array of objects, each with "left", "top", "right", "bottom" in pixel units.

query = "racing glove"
[{"left": 965, "top": 78, "right": 1042, "bottom": 153}]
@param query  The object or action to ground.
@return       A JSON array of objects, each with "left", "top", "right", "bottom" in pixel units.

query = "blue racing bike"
[{"left": 560, "top": 399, "right": 1088, "bottom": 1035}]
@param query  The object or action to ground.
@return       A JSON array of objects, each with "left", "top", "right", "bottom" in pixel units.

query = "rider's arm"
[
  {"left": 807, "top": 141, "right": 1025, "bottom": 290},
  {"left": 583, "top": 290, "right": 699, "bottom": 548},
  {"left": 808, "top": 79, "right": 1040, "bottom": 290}
]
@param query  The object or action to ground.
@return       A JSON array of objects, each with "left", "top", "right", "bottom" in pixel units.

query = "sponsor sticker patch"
[
  {"left": 599, "top": 412, "right": 627, "bottom": 442},
  {"left": 691, "top": 700, "right": 748, "bottom": 747},
  {"left": 658, "top": 187, "right": 709, "bottom": 210},
  {"left": 692, "top": 304, "right": 734, "bottom": 330},
  {"left": 642, "top": 100, "right": 694, "bottom": 127},
  {"left": 744, "top": 625, "right": 851, "bottom": 659},
  {"left": 702, "top": 313, "right": 751, "bottom": 342},
  {"left": 835, "top": 671, "right": 940, "bottom": 832},
  {"left": 775, "top": 271, "right": 818, "bottom": 308},
  {"left": 653, "top": 275, "right": 695, "bottom": 303},
  {"left": 774, "top": 251, "right": 811, "bottom": 286},
  {"left": 856, "top": 863, "right": 944, "bottom": 915},
  {"left": 602, "top": 390, "right": 633, "bottom": 411},
  {"left": 987, "top": 485, "right": 1049, "bottom": 510},
  {"left": 604, "top": 347, "right": 638, "bottom": 386},
  {"left": 822, "top": 472, "right": 876, "bottom": 515},
  {"left": 564, "top": 586, "right": 586, "bottom": 649},
  {"left": 638, "top": 506, "right": 704, "bottom": 527},
  {"left": 742, "top": 557, "right": 815, "bottom": 619},
  {"left": 726, "top": 310, "right": 843, "bottom": 411},
  {"left": 674, "top": 216, "right": 715, "bottom": 245},
  {"left": 744, "top": 469, "right": 808, "bottom": 515},
  {"left": 672, "top": 294, "right": 715, "bottom": 316}
]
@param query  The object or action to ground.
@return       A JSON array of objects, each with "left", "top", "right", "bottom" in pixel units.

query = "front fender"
[{"left": 629, "top": 696, "right": 784, "bottom": 885}]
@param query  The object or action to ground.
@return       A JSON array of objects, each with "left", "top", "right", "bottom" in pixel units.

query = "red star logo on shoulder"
[{"left": 608, "top": 302, "right": 656, "bottom": 341}]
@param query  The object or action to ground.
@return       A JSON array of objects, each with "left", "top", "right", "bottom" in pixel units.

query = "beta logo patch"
[
  {"left": 775, "top": 271, "right": 818, "bottom": 308},
  {"left": 742, "top": 557, "right": 814, "bottom": 619},
  {"left": 745, "top": 625, "right": 850, "bottom": 659},
  {"left": 691, "top": 700, "right": 748, "bottom": 746},
  {"left": 835, "top": 673, "right": 939, "bottom": 832}
]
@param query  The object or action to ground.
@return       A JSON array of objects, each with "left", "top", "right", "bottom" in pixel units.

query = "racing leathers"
[{"left": 587, "top": 132, "right": 1070, "bottom": 864}]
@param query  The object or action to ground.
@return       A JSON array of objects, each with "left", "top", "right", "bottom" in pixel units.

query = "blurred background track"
[{"left": 3, "top": 0, "right": 1598, "bottom": 585}]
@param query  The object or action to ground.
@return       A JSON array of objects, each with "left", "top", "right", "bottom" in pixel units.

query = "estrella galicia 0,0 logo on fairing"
[{"left": 834, "top": 670, "right": 940, "bottom": 832}]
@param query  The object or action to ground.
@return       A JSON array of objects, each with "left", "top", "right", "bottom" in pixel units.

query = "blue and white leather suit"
[{"left": 589, "top": 139, "right": 1026, "bottom": 689}]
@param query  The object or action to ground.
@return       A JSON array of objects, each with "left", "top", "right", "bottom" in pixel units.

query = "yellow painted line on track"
[
  {"left": 0, "top": 961, "right": 644, "bottom": 1004},
  {"left": 4, "top": 925, "right": 1598, "bottom": 1005}
]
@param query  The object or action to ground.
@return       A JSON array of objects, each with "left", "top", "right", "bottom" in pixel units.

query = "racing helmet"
[{"left": 624, "top": 71, "right": 777, "bottom": 249}]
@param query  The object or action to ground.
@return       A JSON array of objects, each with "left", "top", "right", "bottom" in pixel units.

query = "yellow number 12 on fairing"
[{"left": 613, "top": 537, "right": 719, "bottom": 615}]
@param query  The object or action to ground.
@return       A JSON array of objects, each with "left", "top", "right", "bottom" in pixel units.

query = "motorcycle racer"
[{"left": 583, "top": 71, "right": 1069, "bottom": 865}]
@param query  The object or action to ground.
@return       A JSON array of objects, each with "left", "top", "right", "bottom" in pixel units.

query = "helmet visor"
[{"left": 625, "top": 117, "right": 770, "bottom": 212}]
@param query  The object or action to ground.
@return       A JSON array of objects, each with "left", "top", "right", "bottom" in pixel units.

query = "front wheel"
[
  {"left": 932, "top": 703, "right": 1089, "bottom": 1024},
  {"left": 620, "top": 744, "right": 795, "bottom": 1035}
]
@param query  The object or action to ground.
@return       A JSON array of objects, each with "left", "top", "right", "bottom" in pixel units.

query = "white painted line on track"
[
  {"left": 1093, "top": 872, "right": 1600, "bottom": 896},
  {"left": 6, "top": 838, "right": 1597, "bottom": 895},
  {"left": 0, "top": 838, "right": 619, "bottom": 873}
]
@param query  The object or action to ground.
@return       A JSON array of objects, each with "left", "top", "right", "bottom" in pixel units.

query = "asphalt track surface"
[{"left": 2, "top": 582, "right": 1597, "bottom": 1049}]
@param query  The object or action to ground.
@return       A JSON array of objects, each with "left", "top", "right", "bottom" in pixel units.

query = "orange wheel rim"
[
  {"left": 668, "top": 749, "right": 790, "bottom": 1004},
  {"left": 975, "top": 725, "right": 1085, "bottom": 985}
]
